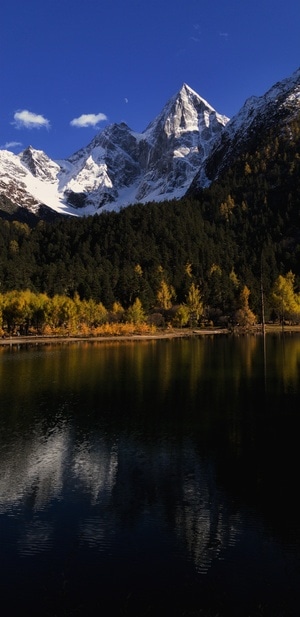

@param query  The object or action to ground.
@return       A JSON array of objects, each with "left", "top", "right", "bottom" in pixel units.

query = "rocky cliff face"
[
  {"left": 189, "top": 67, "right": 300, "bottom": 189},
  {"left": 0, "top": 84, "right": 228, "bottom": 217},
  {"left": 1, "top": 68, "right": 299, "bottom": 220}
]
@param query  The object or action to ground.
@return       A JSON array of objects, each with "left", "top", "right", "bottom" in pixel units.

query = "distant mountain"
[
  {"left": 0, "top": 84, "right": 228, "bottom": 218},
  {"left": 189, "top": 67, "right": 300, "bottom": 190},
  {"left": 0, "top": 68, "right": 299, "bottom": 221}
]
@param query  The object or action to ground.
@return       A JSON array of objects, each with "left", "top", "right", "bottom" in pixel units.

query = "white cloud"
[
  {"left": 12, "top": 109, "right": 50, "bottom": 129},
  {"left": 70, "top": 112, "right": 107, "bottom": 128},
  {"left": 1, "top": 141, "right": 23, "bottom": 150}
]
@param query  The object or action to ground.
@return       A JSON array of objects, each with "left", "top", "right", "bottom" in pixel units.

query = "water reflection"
[
  {"left": 0, "top": 336, "right": 299, "bottom": 616},
  {"left": 0, "top": 418, "right": 241, "bottom": 569},
  {"left": 18, "top": 520, "right": 54, "bottom": 556},
  {"left": 73, "top": 438, "right": 118, "bottom": 504},
  {"left": 0, "top": 420, "right": 68, "bottom": 512},
  {"left": 174, "top": 451, "right": 242, "bottom": 574}
]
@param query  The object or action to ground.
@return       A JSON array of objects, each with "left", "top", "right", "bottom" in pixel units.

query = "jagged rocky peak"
[
  {"left": 144, "top": 83, "right": 229, "bottom": 141},
  {"left": 1, "top": 67, "right": 299, "bottom": 218},
  {"left": 192, "top": 65, "right": 300, "bottom": 188},
  {"left": 20, "top": 145, "right": 60, "bottom": 182},
  {"left": 87, "top": 121, "right": 134, "bottom": 150},
  {"left": 20, "top": 145, "right": 44, "bottom": 175},
  {"left": 66, "top": 121, "right": 138, "bottom": 169},
  {"left": 133, "top": 83, "right": 230, "bottom": 201},
  {"left": 93, "top": 122, "right": 138, "bottom": 155},
  {"left": 228, "top": 66, "right": 300, "bottom": 134},
  {"left": 176, "top": 83, "right": 229, "bottom": 131}
]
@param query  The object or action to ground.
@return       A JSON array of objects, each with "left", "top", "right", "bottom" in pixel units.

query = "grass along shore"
[{"left": 1, "top": 323, "right": 300, "bottom": 347}]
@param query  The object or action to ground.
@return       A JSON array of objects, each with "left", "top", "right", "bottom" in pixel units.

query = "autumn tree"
[
  {"left": 78, "top": 298, "right": 107, "bottom": 329},
  {"left": 156, "top": 279, "right": 175, "bottom": 311},
  {"left": 110, "top": 301, "right": 125, "bottom": 323},
  {"left": 186, "top": 283, "right": 203, "bottom": 327},
  {"left": 234, "top": 286, "right": 257, "bottom": 327},
  {"left": 0, "top": 290, "right": 34, "bottom": 334},
  {"left": 45, "top": 294, "right": 77, "bottom": 332},
  {"left": 219, "top": 194, "right": 235, "bottom": 221},
  {"left": 29, "top": 292, "right": 49, "bottom": 333},
  {"left": 126, "top": 298, "right": 145, "bottom": 324},
  {"left": 271, "top": 271, "right": 300, "bottom": 323},
  {"left": 173, "top": 304, "right": 190, "bottom": 327}
]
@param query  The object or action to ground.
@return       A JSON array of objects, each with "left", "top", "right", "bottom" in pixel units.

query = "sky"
[{"left": 1, "top": 0, "right": 299, "bottom": 161}]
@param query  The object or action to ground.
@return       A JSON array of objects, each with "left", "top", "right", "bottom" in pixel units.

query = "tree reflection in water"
[{"left": 0, "top": 335, "right": 299, "bottom": 616}]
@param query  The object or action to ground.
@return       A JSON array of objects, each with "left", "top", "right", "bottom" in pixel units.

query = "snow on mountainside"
[
  {"left": 1, "top": 69, "right": 300, "bottom": 219},
  {"left": 0, "top": 147, "right": 73, "bottom": 216},
  {"left": 191, "top": 66, "right": 300, "bottom": 189},
  {"left": 134, "top": 84, "right": 228, "bottom": 202},
  {"left": 0, "top": 84, "right": 228, "bottom": 217}
]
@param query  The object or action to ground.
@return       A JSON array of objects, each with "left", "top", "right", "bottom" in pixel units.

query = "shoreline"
[
  {"left": 1, "top": 324, "right": 300, "bottom": 347},
  {"left": 0, "top": 329, "right": 226, "bottom": 347}
]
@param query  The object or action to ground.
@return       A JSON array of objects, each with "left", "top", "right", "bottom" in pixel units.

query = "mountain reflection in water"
[{"left": 0, "top": 335, "right": 299, "bottom": 616}]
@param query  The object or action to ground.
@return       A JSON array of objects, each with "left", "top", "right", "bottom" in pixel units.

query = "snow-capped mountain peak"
[
  {"left": 0, "top": 82, "right": 229, "bottom": 216},
  {"left": 190, "top": 66, "right": 300, "bottom": 188},
  {"left": 20, "top": 146, "right": 61, "bottom": 182},
  {"left": 1, "top": 68, "right": 299, "bottom": 219},
  {"left": 226, "top": 66, "right": 300, "bottom": 136},
  {"left": 144, "top": 83, "right": 228, "bottom": 140}
]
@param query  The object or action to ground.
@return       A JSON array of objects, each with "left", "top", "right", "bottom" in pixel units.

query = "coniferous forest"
[{"left": 1, "top": 117, "right": 300, "bottom": 335}]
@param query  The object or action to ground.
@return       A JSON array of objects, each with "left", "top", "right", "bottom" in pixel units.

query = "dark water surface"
[{"left": 0, "top": 334, "right": 299, "bottom": 616}]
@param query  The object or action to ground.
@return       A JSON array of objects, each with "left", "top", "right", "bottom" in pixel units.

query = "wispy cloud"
[
  {"left": 1, "top": 140, "right": 23, "bottom": 150},
  {"left": 12, "top": 110, "right": 50, "bottom": 129},
  {"left": 70, "top": 113, "right": 107, "bottom": 128},
  {"left": 191, "top": 23, "right": 201, "bottom": 42}
]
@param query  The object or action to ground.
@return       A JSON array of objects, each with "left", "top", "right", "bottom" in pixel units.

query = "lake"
[{"left": 0, "top": 334, "right": 299, "bottom": 616}]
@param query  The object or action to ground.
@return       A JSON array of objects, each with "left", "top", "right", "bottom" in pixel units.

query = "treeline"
[
  {"left": 0, "top": 289, "right": 155, "bottom": 336},
  {"left": 1, "top": 270, "right": 300, "bottom": 337},
  {"left": 0, "top": 115, "right": 300, "bottom": 328}
]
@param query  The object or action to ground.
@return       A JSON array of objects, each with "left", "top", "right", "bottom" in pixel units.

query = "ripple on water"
[{"left": 17, "top": 520, "right": 54, "bottom": 556}]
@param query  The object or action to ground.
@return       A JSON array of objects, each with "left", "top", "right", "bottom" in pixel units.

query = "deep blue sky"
[{"left": 1, "top": 0, "right": 299, "bottom": 160}]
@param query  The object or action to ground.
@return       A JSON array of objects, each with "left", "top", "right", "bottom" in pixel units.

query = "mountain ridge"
[
  {"left": 190, "top": 66, "right": 300, "bottom": 189},
  {"left": 1, "top": 82, "right": 230, "bottom": 217},
  {"left": 1, "top": 68, "right": 300, "bottom": 220}
]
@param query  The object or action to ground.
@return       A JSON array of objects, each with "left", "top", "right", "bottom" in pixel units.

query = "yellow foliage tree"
[
  {"left": 219, "top": 195, "right": 235, "bottom": 221},
  {"left": 126, "top": 298, "right": 145, "bottom": 324},
  {"left": 173, "top": 304, "right": 190, "bottom": 327},
  {"left": 234, "top": 286, "right": 256, "bottom": 327},
  {"left": 271, "top": 272, "right": 300, "bottom": 323},
  {"left": 156, "top": 280, "right": 175, "bottom": 310},
  {"left": 186, "top": 283, "right": 203, "bottom": 326}
]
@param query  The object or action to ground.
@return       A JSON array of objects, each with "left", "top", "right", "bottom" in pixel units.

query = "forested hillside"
[{"left": 1, "top": 115, "right": 300, "bottom": 332}]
